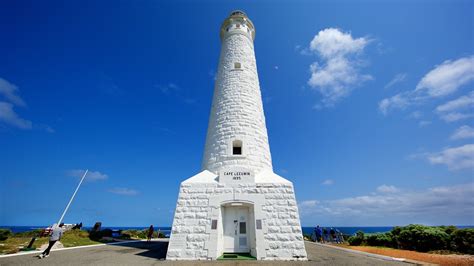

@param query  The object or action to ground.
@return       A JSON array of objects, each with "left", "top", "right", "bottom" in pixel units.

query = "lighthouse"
[{"left": 166, "top": 11, "right": 307, "bottom": 261}]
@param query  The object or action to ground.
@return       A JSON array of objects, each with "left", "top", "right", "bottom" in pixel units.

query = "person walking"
[
  {"left": 330, "top": 228, "right": 336, "bottom": 242},
  {"left": 147, "top": 225, "right": 154, "bottom": 242},
  {"left": 315, "top": 225, "right": 322, "bottom": 243},
  {"left": 38, "top": 223, "right": 64, "bottom": 259},
  {"left": 322, "top": 227, "right": 328, "bottom": 243}
]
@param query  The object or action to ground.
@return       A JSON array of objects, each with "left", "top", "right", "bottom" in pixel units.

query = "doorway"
[{"left": 223, "top": 206, "right": 250, "bottom": 253}]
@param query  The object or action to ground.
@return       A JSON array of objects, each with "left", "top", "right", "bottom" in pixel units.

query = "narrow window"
[
  {"left": 211, "top": 220, "right": 217, "bottom": 230},
  {"left": 256, "top": 219, "right": 262, "bottom": 230},
  {"left": 232, "top": 140, "right": 242, "bottom": 155},
  {"left": 239, "top": 222, "right": 246, "bottom": 234},
  {"left": 234, "top": 62, "right": 241, "bottom": 69}
]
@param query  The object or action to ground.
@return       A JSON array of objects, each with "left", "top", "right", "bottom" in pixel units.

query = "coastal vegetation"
[{"left": 347, "top": 224, "right": 474, "bottom": 254}]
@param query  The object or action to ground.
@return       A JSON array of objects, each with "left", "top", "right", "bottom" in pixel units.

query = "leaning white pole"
[{"left": 57, "top": 169, "right": 88, "bottom": 226}]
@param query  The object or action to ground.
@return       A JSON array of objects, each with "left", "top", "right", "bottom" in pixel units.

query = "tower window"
[
  {"left": 234, "top": 62, "right": 241, "bottom": 69},
  {"left": 236, "top": 24, "right": 241, "bottom": 28},
  {"left": 232, "top": 140, "right": 242, "bottom": 155}
]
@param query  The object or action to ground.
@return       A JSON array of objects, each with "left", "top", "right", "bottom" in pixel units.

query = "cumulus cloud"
[
  {"left": 379, "top": 56, "right": 474, "bottom": 115},
  {"left": 0, "top": 78, "right": 26, "bottom": 107},
  {"left": 299, "top": 183, "right": 474, "bottom": 225},
  {"left": 307, "top": 28, "right": 372, "bottom": 107},
  {"left": 0, "top": 102, "right": 32, "bottom": 129},
  {"left": 423, "top": 144, "right": 474, "bottom": 171},
  {"left": 415, "top": 56, "right": 474, "bottom": 97},
  {"left": 376, "top": 185, "right": 399, "bottom": 193},
  {"left": 384, "top": 73, "right": 407, "bottom": 89},
  {"left": 450, "top": 125, "right": 474, "bottom": 140},
  {"left": 68, "top": 169, "right": 108, "bottom": 181},
  {"left": 435, "top": 91, "right": 474, "bottom": 122},
  {"left": 321, "top": 179, "right": 334, "bottom": 185},
  {"left": 108, "top": 187, "right": 139, "bottom": 196}
]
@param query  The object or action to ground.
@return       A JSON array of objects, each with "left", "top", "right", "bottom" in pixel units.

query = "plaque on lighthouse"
[{"left": 167, "top": 11, "right": 308, "bottom": 261}]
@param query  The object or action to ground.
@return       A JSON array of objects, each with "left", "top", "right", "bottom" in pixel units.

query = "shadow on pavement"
[{"left": 109, "top": 240, "right": 168, "bottom": 260}]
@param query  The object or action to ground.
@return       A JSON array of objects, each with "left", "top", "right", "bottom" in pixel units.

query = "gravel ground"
[{"left": 0, "top": 240, "right": 411, "bottom": 265}]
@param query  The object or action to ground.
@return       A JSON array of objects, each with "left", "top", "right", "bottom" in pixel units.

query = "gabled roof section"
[
  {"left": 182, "top": 170, "right": 219, "bottom": 184},
  {"left": 255, "top": 169, "right": 292, "bottom": 184}
]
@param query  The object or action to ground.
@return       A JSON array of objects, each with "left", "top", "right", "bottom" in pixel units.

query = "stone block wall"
[
  {"left": 202, "top": 32, "right": 273, "bottom": 175},
  {"left": 166, "top": 181, "right": 307, "bottom": 260}
]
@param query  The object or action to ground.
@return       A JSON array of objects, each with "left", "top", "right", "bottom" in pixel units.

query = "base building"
[{"left": 166, "top": 11, "right": 308, "bottom": 261}]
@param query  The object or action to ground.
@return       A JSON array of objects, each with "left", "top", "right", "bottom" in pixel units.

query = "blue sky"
[{"left": 0, "top": 0, "right": 473, "bottom": 227}]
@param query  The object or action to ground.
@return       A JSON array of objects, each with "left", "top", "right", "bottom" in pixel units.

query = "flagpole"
[{"left": 57, "top": 169, "right": 88, "bottom": 226}]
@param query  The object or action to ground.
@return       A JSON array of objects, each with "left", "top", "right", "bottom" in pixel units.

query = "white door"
[{"left": 223, "top": 206, "right": 249, "bottom": 253}]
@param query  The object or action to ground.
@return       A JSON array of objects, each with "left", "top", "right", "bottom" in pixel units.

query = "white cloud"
[
  {"left": 450, "top": 125, "right": 474, "bottom": 140},
  {"left": 435, "top": 91, "right": 474, "bottom": 122},
  {"left": 376, "top": 185, "right": 399, "bottom": 193},
  {"left": 378, "top": 92, "right": 410, "bottom": 115},
  {"left": 0, "top": 102, "right": 32, "bottom": 129},
  {"left": 321, "top": 179, "right": 334, "bottom": 185},
  {"left": 0, "top": 78, "right": 26, "bottom": 107},
  {"left": 299, "top": 183, "right": 474, "bottom": 225},
  {"left": 0, "top": 78, "right": 53, "bottom": 132},
  {"left": 307, "top": 28, "right": 372, "bottom": 107},
  {"left": 415, "top": 56, "right": 474, "bottom": 97},
  {"left": 436, "top": 91, "right": 474, "bottom": 113},
  {"left": 439, "top": 112, "right": 474, "bottom": 122},
  {"left": 68, "top": 169, "right": 108, "bottom": 181},
  {"left": 425, "top": 144, "right": 474, "bottom": 170},
  {"left": 299, "top": 200, "right": 319, "bottom": 208},
  {"left": 108, "top": 187, "right": 139, "bottom": 196},
  {"left": 309, "top": 28, "right": 368, "bottom": 58},
  {"left": 379, "top": 56, "right": 474, "bottom": 114},
  {"left": 384, "top": 73, "right": 407, "bottom": 89}
]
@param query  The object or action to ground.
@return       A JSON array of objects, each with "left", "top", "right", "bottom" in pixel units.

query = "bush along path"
[{"left": 347, "top": 224, "right": 474, "bottom": 254}]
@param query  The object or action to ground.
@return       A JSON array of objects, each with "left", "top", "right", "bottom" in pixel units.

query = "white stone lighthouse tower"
[{"left": 167, "top": 11, "right": 307, "bottom": 261}]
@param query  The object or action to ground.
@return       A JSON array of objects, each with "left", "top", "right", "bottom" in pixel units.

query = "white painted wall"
[{"left": 201, "top": 14, "right": 272, "bottom": 175}]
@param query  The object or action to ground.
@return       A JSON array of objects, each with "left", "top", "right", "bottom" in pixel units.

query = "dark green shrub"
[
  {"left": 89, "top": 229, "right": 113, "bottom": 240},
  {"left": 450, "top": 228, "right": 474, "bottom": 254},
  {"left": 396, "top": 224, "right": 450, "bottom": 252},
  {"left": 366, "top": 232, "right": 396, "bottom": 247},
  {"left": 0, "top": 229, "right": 12, "bottom": 241},
  {"left": 348, "top": 231, "right": 365, "bottom": 246},
  {"left": 439, "top": 225, "right": 458, "bottom": 235}
]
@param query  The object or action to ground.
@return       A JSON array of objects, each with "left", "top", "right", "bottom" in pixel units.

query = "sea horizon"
[{"left": 2, "top": 224, "right": 473, "bottom": 236}]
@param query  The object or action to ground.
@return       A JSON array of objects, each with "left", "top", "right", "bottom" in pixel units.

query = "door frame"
[{"left": 223, "top": 205, "right": 250, "bottom": 253}]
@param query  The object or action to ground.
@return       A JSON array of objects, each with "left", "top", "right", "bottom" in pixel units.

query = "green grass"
[
  {"left": 60, "top": 230, "right": 104, "bottom": 248},
  {"left": 0, "top": 236, "right": 49, "bottom": 254},
  {"left": 0, "top": 229, "right": 107, "bottom": 254},
  {"left": 217, "top": 253, "right": 256, "bottom": 260}
]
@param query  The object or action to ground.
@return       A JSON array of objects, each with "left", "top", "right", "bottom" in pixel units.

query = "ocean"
[
  {"left": 0, "top": 226, "right": 172, "bottom": 237},
  {"left": 2, "top": 225, "right": 472, "bottom": 237}
]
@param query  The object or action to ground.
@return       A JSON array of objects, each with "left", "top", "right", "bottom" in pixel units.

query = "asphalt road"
[{"left": 0, "top": 240, "right": 412, "bottom": 265}]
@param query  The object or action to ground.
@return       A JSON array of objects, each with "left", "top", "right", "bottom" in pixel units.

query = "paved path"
[{"left": 0, "top": 240, "right": 413, "bottom": 265}]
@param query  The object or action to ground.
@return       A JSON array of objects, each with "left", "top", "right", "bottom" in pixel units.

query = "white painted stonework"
[{"left": 167, "top": 11, "right": 307, "bottom": 261}]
